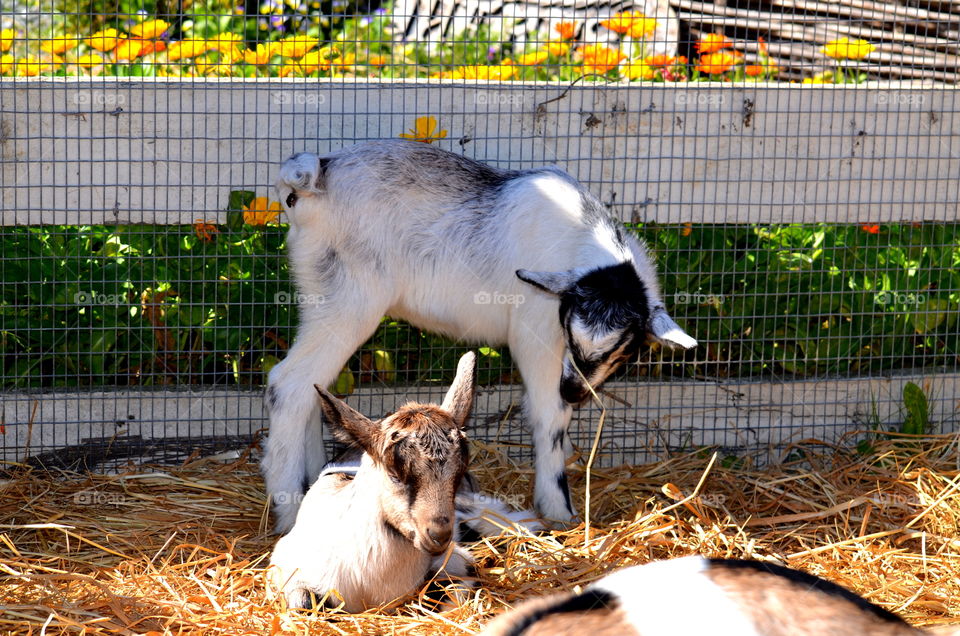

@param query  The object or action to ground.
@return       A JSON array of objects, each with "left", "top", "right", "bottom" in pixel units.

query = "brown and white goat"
[
  {"left": 480, "top": 555, "right": 927, "bottom": 636},
  {"left": 269, "top": 352, "right": 538, "bottom": 612}
]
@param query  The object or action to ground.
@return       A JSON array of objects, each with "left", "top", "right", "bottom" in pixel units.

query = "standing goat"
[
  {"left": 269, "top": 352, "right": 536, "bottom": 612},
  {"left": 480, "top": 556, "right": 926, "bottom": 636},
  {"left": 265, "top": 139, "right": 696, "bottom": 532}
]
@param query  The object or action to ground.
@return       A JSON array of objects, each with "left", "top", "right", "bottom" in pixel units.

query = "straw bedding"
[{"left": 2, "top": 434, "right": 960, "bottom": 635}]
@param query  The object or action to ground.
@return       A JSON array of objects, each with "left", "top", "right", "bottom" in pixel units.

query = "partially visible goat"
[
  {"left": 265, "top": 139, "right": 696, "bottom": 532},
  {"left": 480, "top": 556, "right": 926, "bottom": 636},
  {"left": 269, "top": 352, "right": 538, "bottom": 612}
]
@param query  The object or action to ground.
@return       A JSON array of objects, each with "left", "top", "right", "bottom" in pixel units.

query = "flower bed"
[{"left": 0, "top": 4, "right": 879, "bottom": 83}]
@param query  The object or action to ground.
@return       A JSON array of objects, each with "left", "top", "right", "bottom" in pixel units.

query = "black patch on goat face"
[
  {"left": 285, "top": 192, "right": 298, "bottom": 208},
  {"left": 557, "top": 262, "right": 650, "bottom": 404},
  {"left": 383, "top": 518, "right": 414, "bottom": 544}
]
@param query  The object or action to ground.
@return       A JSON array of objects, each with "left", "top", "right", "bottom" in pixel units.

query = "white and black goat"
[
  {"left": 269, "top": 352, "right": 538, "bottom": 612},
  {"left": 480, "top": 555, "right": 926, "bottom": 636},
  {"left": 265, "top": 139, "right": 696, "bottom": 532}
]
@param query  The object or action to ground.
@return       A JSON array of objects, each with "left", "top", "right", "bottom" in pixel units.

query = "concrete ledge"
[
  {"left": 2, "top": 373, "right": 957, "bottom": 467},
  {"left": 1, "top": 77, "right": 958, "bottom": 225}
]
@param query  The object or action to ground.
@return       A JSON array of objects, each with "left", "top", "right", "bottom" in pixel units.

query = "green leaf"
[{"left": 901, "top": 382, "right": 929, "bottom": 436}]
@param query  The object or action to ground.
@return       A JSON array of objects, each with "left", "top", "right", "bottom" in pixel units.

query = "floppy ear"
[
  {"left": 515, "top": 269, "right": 581, "bottom": 296},
  {"left": 649, "top": 310, "right": 698, "bottom": 350},
  {"left": 441, "top": 352, "right": 476, "bottom": 429},
  {"left": 314, "top": 384, "right": 380, "bottom": 452}
]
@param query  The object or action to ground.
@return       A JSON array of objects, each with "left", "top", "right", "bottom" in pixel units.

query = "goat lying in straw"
[
  {"left": 480, "top": 555, "right": 928, "bottom": 635},
  {"left": 265, "top": 139, "right": 696, "bottom": 533},
  {"left": 269, "top": 352, "right": 539, "bottom": 612}
]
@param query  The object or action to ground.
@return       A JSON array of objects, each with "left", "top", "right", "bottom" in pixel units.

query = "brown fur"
[
  {"left": 705, "top": 565, "right": 924, "bottom": 636},
  {"left": 481, "top": 591, "right": 639, "bottom": 636}
]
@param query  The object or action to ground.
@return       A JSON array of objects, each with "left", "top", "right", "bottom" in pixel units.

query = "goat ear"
[
  {"left": 515, "top": 269, "right": 580, "bottom": 295},
  {"left": 649, "top": 310, "right": 698, "bottom": 350},
  {"left": 313, "top": 384, "right": 379, "bottom": 450},
  {"left": 441, "top": 352, "right": 476, "bottom": 429}
]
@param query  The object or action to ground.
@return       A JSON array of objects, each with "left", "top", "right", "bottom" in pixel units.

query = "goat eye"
[{"left": 286, "top": 192, "right": 298, "bottom": 208}]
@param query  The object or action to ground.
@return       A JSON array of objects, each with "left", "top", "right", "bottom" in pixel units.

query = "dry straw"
[{"left": 2, "top": 432, "right": 960, "bottom": 634}]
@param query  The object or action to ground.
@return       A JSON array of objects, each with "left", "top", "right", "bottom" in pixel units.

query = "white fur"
[{"left": 264, "top": 140, "right": 694, "bottom": 532}]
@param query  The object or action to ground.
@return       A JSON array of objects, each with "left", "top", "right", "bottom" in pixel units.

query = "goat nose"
[{"left": 428, "top": 525, "right": 452, "bottom": 547}]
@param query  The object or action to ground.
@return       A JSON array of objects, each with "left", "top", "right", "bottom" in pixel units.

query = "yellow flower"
[
  {"left": 115, "top": 38, "right": 146, "bottom": 61},
  {"left": 195, "top": 51, "right": 237, "bottom": 76},
  {"left": 76, "top": 53, "right": 104, "bottom": 68},
  {"left": 15, "top": 55, "right": 56, "bottom": 76},
  {"left": 600, "top": 11, "right": 657, "bottom": 38},
  {"left": 330, "top": 52, "right": 356, "bottom": 74},
  {"left": 243, "top": 43, "right": 272, "bottom": 65},
  {"left": 803, "top": 71, "right": 835, "bottom": 84},
  {"left": 41, "top": 34, "right": 81, "bottom": 55},
  {"left": 295, "top": 46, "right": 337, "bottom": 73},
  {"left": 243, "top": 197, "right": 282, "bottom": 225},
  {"left": 622, "top": 57, "right": 656, "bottom": 80},
  {"left": 274, "top": 36, "right": 318, "bottom": 58},
  {"left": 86, "top": 28, "right": 121, "bottom": 52},
  {"left": 208, "top": 32, "right": 244, "bottom": 57},
  {"left": 451, "top": 64, "right": 515, "bottom": 80},
  {"left": 167, "top": 39, "right": 208, "bottom": 61},
  {"left": 544, "top": 40, "right": 571, "bottom": 57},
  {"left": 398, "top": 116, "right": 448, "bottom": 144},
  {"left": 516, "top": 50, "right": 549, "bottom": 66},
  {"left": 0, "top": 53, "right": 13, "bottom": 73},
  {"left": 129, "top": 19, "right": 170, "bottom": 40},
  {"left": 0, "top": 28, "right": 14, "bottom": 52},
  {"left": 822, "top": 37, "right": 875, "bottom": 60},
  {"left": 578, "top": 44, "right": 625, "bottom": 75}
]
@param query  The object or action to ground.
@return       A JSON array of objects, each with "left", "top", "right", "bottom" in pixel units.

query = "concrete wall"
[
  {"left": 2, "top": 77, "right": 958, "bottom": 225},
  {"left": 3, "top": 373, "right": 957, "bottom": 467}
]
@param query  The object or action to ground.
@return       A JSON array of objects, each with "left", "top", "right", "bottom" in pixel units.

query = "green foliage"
[
  {"left": 901, "top": 381, "right": 929, "bottom": 436},
  {"left": 1, "top": 220, "right": 957, "bottom": 390}
]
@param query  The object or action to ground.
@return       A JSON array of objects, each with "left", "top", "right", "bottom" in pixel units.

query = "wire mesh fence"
[{"left": 1, "top": 0, "right": 958, "bottom": 472}]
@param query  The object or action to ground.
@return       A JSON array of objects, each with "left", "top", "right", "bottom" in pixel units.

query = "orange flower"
[
  {"left": 243, "top": 197, "right": 282, "bottom": 225},
  {"left": 367, "top": 54, "right": 387, "bottom": 67},
  {"left": 696, "top": 51, "right": 738, "bottom": 75},
  {"left": 681, "top": 222, "right": 693, "bottom": 237},
  {"left": 579, "top": 44, "right": 625, "bottom": 75},
  {"left": 76, "top": 53, "right": 103, "bottom": 69},
  {"left": 861, "top": 224, "right": 881, "bottom": 234},
  {"left": 330, "top": 52, "right": 356, "bottom": 74},
  {"left": 193, "top": 219, "right": 218, "bottom": 242},
  {"left": 646, "top": 54, "right": 687, "bottom": 67},
  {"left": 398, "top": 116, "right": 448, "bottom": 144},
  {"left": 696, "top": 33, "right": 731, "bottom": 54},
  {"left": 745, "top": 64, "right": 764, "bottom": 77},
  {"left": 167, "top": 39, "right": 208, "bottom": 61},
  {"left": 600, "top": 11, "right": 657, "bottom": 38},
  {"left": 554, "top": 21, "right": 577, "bottom": 40},
  {"left": 758, "top": 36, "right": 769, "bottom": 56}
]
